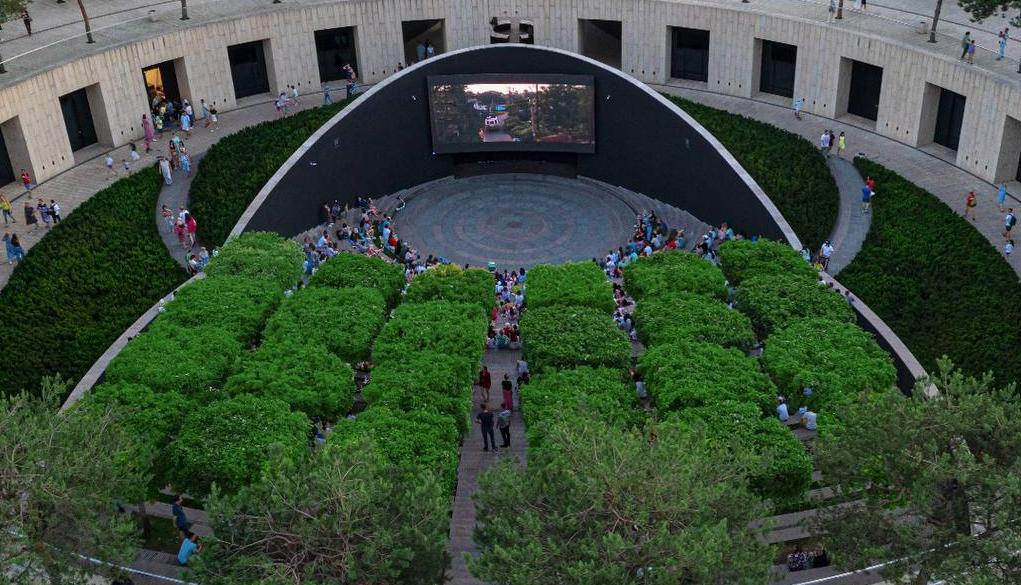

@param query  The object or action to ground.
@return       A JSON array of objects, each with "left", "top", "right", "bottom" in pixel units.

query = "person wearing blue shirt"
[{"left": 178, "top": 532, "right": 200, "bottom": 566}]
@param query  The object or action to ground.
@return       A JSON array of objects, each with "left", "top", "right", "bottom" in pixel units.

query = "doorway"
[
  {"left": 142, "top": 61, "right": 182, "bottom": 108},
  {"left": 934, "top": 88, "right": 966, "bottom": 151},
  {"left": 759, "top": 40, "right": 797, "bottom": 98},
  {"left": 315, "top": 27, "right": 359, "bottom": 82},
  {"left": 227, "top": 41, "right": 271, "bottom": 99},
  {"left": 670, "top": 27, "right": 710, "bottom": 82},
  {"left": 847, "top": 60, "right": 883, "bottom": 121},
  {"left": 59, "top": 88, "right": 98, "bottom": 152},
  {"left": 579, "top": 19, "right": 622, "bottom": 69},
  {"left": 403, "top": 20, "right": 445, "bottom": 65}
]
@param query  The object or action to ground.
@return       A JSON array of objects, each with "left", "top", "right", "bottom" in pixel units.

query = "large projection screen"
[{"left": 427, "top": 74, "right": 596, "bottom": 154}]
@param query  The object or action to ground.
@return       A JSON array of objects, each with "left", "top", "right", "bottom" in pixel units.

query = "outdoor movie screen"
[{"left": 427, "top": 74, "right": 596, "bottom": 154}]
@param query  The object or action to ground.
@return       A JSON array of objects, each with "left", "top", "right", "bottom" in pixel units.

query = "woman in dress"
[
  {"left": 3, "top": 231, "right": 16, "bottom": 264},
  {"left": 142, "top": 114, "right": 154, "bottom": 153},
  {"left": 184, "top": 212, "right": 197, "bottom": 247},
  {"left": 23, "top": 201, "right": 37, "bottom": 231},
  {"left": 174, "top": 219, "right": 187, "bottom": 248},
  {"left": 10, "top": 233, "right": 24, "bottom": 263}
]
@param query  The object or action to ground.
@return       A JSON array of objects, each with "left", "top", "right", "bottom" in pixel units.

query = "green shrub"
[
  {"left": 520, "top": 306, "right": 631, "bottom": 372},
  {"left": 224, "top": 340, "right": 355, "bottom": 421},
  {"left": 632, "top": 293, "right": 756, "bottom": 350},
  {"left": 167, "top": 393, "right": 309, "bottom": 496},
  {"left": 80, "top": 382, "right": 192, "bottom": 493},
  {"left": 405, "top": 265, "right": 494, "bottom": 311},
  {"left": 262, "top": 286, "right": 386, "bottom": 364},
  {"left": 104, "top": 320, "right": 243, "bottom": 398},
  {"left": 737, "top": 273, "right": 855, "bottom": 337},
  {"left": 638, "top": 342, "right": 776, "bottom": 413},
  {"left": 718, "top": 239, "right": 816, "bottom": 285},
  {"left": 361, "top": 353, "right": 474, "bottom": 435},
  {"left": 160, "top": 276, "right": 282, "bottom": 343},
  {"left": 761, "top": 317, "right": 896, "bottom": 412},
  {"left": 0, "top": 167, "right": 186, "bottom": 397},
  {"left": 309, "top": 253, "right": 406, "bottom": 309},
  {"left": 622, "top": 251, "right": 728, "bottom": 301},
  {"left": 520, "top": 367, "right": 641, "bottom": 451},
  {"left": 526, "top": 262, "right": 615, "bottom": 313},
  {"left": 669, "top": 96, "right": 838, "bottom": 250},
  {"left": 840, "top": 159, "right": 1021, "bottom": 386},
  {"left": 670, "top": 402, "right": 813, "bottom": 503},
  {"left": 372, "top": 301, "right": 488, "bottom": 383},
  {"left": 204, "top": 232, "right": 304, "bottom": 291},
  {"left": 189, "top": 100, "right": 353, "bottom": 247},
  {"left": 329, "top": 406, "right": 461, "bottom": 494}
]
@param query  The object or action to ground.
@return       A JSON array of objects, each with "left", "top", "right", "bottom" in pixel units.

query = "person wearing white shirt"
[
  {"left": 803, "top": 410, "right": 818, "bottom": 431},
  {"left": 777, "top": 398, "right": 789, "bottom": 422}
]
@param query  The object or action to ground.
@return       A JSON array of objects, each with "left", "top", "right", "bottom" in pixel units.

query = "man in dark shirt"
[
  {"left": 171, "top": 494, "right": 189, "bottom": 536},
  {"left": 475, "top": 402, "right": 498, "bottom": 452}
]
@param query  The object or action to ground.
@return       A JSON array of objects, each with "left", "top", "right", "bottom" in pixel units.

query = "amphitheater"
[{"left": 1, "top": 0, "right": 1020, "bottom": 584}]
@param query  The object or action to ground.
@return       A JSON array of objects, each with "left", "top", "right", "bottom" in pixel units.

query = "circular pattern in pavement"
[{"left": 396, "top": 174, "right": 635, "bottom": 268}]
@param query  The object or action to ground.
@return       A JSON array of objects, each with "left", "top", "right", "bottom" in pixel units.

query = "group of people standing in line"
[{"left": 159, "top": 204, "right": 207, "bottom": 274}]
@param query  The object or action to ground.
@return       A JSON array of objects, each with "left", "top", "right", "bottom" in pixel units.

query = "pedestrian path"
[
  {"left": 656, "top": 85, "right": 1021, "bottom": 278},
  {"left": 156, "top": 154, "right": 204, "bottom": 268},
  {"left": 824, "top": 157, "right": 872, "bottom": 275},
  {"left": 447, "top": 348, "right": 528, "bottom": 585},
  {"left": 0, "top": 92, "right": 325, "bottom": 289}
]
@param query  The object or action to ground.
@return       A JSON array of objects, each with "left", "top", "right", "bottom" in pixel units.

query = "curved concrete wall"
[{"left": 7, "top": 0, "right": 1021, "bottom": 186}]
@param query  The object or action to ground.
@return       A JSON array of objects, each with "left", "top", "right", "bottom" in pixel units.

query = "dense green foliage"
[
  {"left": 405, "top": 264, "right": 494, "bottom": 311},
  {"left": 670, "top": 96, "right": 838, "bottom": 250},
  {"left": 104, "top": 320, "right": 243, "bottom": 398},
  {"left": 361, "top": 353, "right": 474, "bottom": 436},
  {"left": 718, "top": 239, "right": 816, "bottom": 285},
  {"left": 189, "top": 100, "right": 353, "bottom": 247},
  {"left": 520, "top": 367, "right": 641, "bottom": 451},
  {"left": 520, "top": 306, "right": 631, "bottom": 372},
  {"left": 736, "top": 273, "right": 855, "bottom": 337},
  {"left": 671, "top": 402, "right": 813, "bottom": 502},
  {"left": 814, "top": 362, "right": 1021, "bottom": 583},
  {"left": 198, "top": 438, "right": 451, "bottom": 585},
  {"left": 309, "top": 252, "right": 407, "bottom": 308},
  {"left": 160, "top": 275, "right": 282, "bottom": 343},
  {"left": 840, "top": 159, "right": 1021, "bottom": 386},
  {"left": 470, "top": 419, "right": 772, "bottom": 584},
  {"left": 204, "top": 232, "right": 304, "bottom": 291},
  {"left": 261, "top": 286, "right": 386, "bottom": 364},
  {"left": 329, "top": 407, "right": 461, "bottom": 493},
  {"left": 167, "top": 393, "right": 309, "bottom": 496},
  {"left": 372, "top": 301, "right": 488, "bottom": 383},
  {"left": 638, "top": 342, "right": 776, "bottom": 413},
  {"left": 622, "top": 250, "right": 728, "bottom": 301},
  {"left": 224, "top": 339, "right": 356, "bottom": 421},
  {"left": 0, "top": 168, "right": 185, "bottom": 397},
  {"left": 632, "top": 293, "right": 756, "bottom": 350},
  {"left": 526, "top": 262, "right": 615, "bottom": 313},
  {"left": 762, "top": 318, "right": 897, "bottom": 411},
  {"left": 1, "top": 380, "right": 147, "bottom": 582}
]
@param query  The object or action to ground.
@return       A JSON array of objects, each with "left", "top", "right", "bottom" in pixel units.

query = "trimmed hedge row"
[
  {"left": 622, "top": 250, "right": 728, "bottom": 302},
  {"left": 189, "top": 99, "right": 354, "bottom": 248},
  {"left": 737, "top": 273, "right": 856, "bottom": 338},
  {"left": 405, "top": 264, "right": 494, "bottom": 311},
  {"left": 526, "top": 262, "right": 616, "bottom": 313},
  {"left": 839, "top": 159, "right": 1021, "bottom": 386},
  {"left": 669, "top": 95, "right": 838, "bottom": 250},
  {"left": 520, "top": 306, "right": 631, "bottom": 373},
  {"left": 718, "top": 239, "right": 816, "bottom": 286},
  {"left": 638, "top": 342, "right": 776, "bottom": 414},
  {"left": 309, "top": 252, "right": 406, "bottom": 309},
  {"left": 632, "top": 293, "right": 756, "bottom": 351},
  {"left": 762, "top": 317, "right": 897, "bottom": 411},
  {"left": 159, "top": 275, "right": 282, "bottom": 344},
  {"left": 0, "top": 167, "right": 186, "bottom": 397},
  {"left": 204, "top": 232, "right": 305, "bottom": 291}
]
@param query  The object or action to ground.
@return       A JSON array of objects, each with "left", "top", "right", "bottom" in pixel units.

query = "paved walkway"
[
  {"left": 825, "top": 157, "right": 872, "bottom": 275},
  {"left": 656, "top": 85, "right": 1021, "bottom": 278},
  {"left": 447, "top": 348, "right": 528, "bottom": 585},
  {"left": 0, "top": 91, "right": 326, "bottom": 288},
  {"left": 156, "top": 153, "right": 204, "bottom": 268}
]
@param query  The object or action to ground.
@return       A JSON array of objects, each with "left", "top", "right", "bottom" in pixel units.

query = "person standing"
[
  {"left": 104, "top": 154, "right": 117, "bottom": 179},
  {"left": 180, "top": 149, "right": 192, "bottom": 178},
  {"left": 3, "top": 232, "right": 16, "bottom": 265},
  {"left": 174, "top": 219, "right": 187, "bottom": 248},
  {"left": 159, "top": 156, "right": 173, "bottom": 186},
  {"left": 501, "top": 374, "right": 513, "bottom": 412},
  {"left": 476, "top": 403, "right": 498, "bottom": 452},
  {"left": 9, "top": 233, "right": 23, "bottom": 263},
  {"left": 837, "top": 131, "right": 847, "bottom": 158},
  {"left": 142, "top": 114, "right": 155, "bottom": 153},
  {"left": 497, "top": 402, "right": 512, "bottom": 448},
  {"left": 426, "top": 41, "right": 436, "bottom": 58},
  {"left": 961, "top": 31, "right": 972, "bottom": 60},
  {"left": 826, "top": 130, "right": 835, "bottom": 156},
  {"left": 200, "top": 99, "right": 211, "bottom": 127},
  {"left": 171, "top": 494, "right": 189, "bottom": 537},
  {"left": 861, "top": 183, "right": 873, "bottom": 214},
  {"left": 23, "top": 201, "right": 37, "bottom": 231},
  {"left": 793, "top": 96, "right": 804, "bottom": 120},
  {"left": 819, "top": 130, "right": 831, "bottom": 156},
  {"left": 37, "top": 199, "right": 49, "bottom": 230},
  {"left": 1005, "top": 208, "right": 1016, "bottom": 238},
  {"left": 820, "top": 240, "right": 834, "bottom": 270},
  {"left": 1006, "top": 239, "right": 1015, "bottom": 257},
  {"left": 965, "top": 190, "right": 977, "bottom": 220},
  {"left": 478, "top": 366, "right": 492, "bottom": 404},
  {"left": 0, "top": 195, "right": 15, "bottom": 226},
  {"left": 161, "top": 204, "right": 174, "bottom": 231},
  {"left": 49, "top": 200, "right": 61, "bottom": 224},
  {"left": 827, "top": 0, "right": 836, "bottom": 22},
  {"left": 998, "top": 29, "right": 1009, "bottom": 60},
  {"left": 22, "top": 10, "right": 31, "bottom": 35},
  {"left": 966, "top": 40, "right": 977, "bottom": 64},
  {"left": 416, "top": 41, "right": 426, "bottom": 63},
  {"left": 322, "top": 81, "right": 333, "bottom": 106},
  {"left": 180, "top": 111, "right": 192, "bottom": 138},
  {"left": 185, "top": 212, "right": 197, "bottom": 247},
  {"left": 20, "top": 169, "right": 32, "bottom": 192}
]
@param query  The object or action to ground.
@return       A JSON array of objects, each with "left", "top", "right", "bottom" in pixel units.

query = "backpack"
[{"left": 1009, "top": 214, "right": 1017, "bottom": 228}]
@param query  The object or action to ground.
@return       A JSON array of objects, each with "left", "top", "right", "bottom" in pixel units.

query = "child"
[
  {"left": 122, "top": 159, "right": 130, "bottom": 172},
  {"left": 129, "top": 142, "right": 141, "bottom": 162},
  {"left": 105, "top": 155, "right": 116, "bottom": 178}
]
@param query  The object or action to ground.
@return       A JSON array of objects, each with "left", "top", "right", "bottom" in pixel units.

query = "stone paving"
[
  {"left": 156, "top": 153, "right": 204, "bottom": 268},
  {"left": 0, "top": 91, "right": 326, "bottom": 288},
  {"left": 657, "top": 85, "right": 1021, "bottom": 277},
  {"left": 825, "top": 156, "right": 872, "bottom": 275}
]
